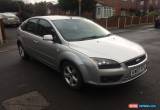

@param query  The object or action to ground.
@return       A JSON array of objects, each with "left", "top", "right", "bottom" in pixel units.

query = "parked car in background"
[
  {"left": 17, "top": 16, "right": 148, "bottom": 89},
  {"left": 0, "top": 12, "right": 20, "bottom": 26},
  {"left": 155, "top": 16, "right": 160, "bottom": 28}
]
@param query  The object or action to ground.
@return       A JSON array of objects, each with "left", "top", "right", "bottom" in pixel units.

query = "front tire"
[{"left": 62, "top": 62, "right": 84, "bottom": 89}]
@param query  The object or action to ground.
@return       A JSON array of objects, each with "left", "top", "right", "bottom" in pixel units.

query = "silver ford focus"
[{"left": 17, "top": 16, "right": 148, "bottom": 89}]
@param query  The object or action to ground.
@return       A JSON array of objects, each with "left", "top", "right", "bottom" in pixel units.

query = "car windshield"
[{"left": 52, "top": 19, "right": 111, "bottom": 41}]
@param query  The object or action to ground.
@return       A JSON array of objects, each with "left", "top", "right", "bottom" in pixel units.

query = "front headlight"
[{"left": 91, "top": 57, "right": 121, "bottom": 69}]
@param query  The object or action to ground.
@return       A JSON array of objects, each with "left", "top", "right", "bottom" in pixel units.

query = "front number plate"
[{"left": 131, "top": 64, "right": 146, "bottom": 76}]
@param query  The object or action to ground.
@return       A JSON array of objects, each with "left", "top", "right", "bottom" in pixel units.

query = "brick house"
[
  {"left": 47, "top": 0, "right": 160, "bottom": 19},
  {"left": 95, "top": 0, "right": 117, "bottom": 18},
  {"left": 136, "top": 0, "right": 160, "bottom": 14},
  {"left": 120, "top": 0, "right": 137, "bottom": 16},
  {"left": 95, "top": 0, "right": 138, "bottom": 18},
  {"left": 47, "top": 1, "right": 66, "bottom": 15},
  {"left": 95, "top": 0, "right": 160, "bottom": 18}
]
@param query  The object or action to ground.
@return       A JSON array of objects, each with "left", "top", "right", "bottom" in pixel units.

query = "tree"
[
  {"left": 34, "top": 2, "right": 47, "bottom": 16},
  {"left": 19, "top": 3, "right": 34, "bottom": 21},
  {"left": 0, "top": 0, "right": 19, "bottom": 12},
  {"left": 82, "top": 0, "right": 96, "bottom": 12},
  {"left": 58, "top": 0, "right": 96, "bottom": 14},
  {"left": 58, "top": 0, "right": 78, "bottom": 12},
  {"left": 19, "top": 2, "right": 47, "bottom": 21}
]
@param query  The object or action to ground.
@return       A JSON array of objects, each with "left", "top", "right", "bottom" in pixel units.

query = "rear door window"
[{"left": 23, "top": 18, "right": 38, "bottom": 35}]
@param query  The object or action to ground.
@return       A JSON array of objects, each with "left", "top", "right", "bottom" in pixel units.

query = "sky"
[{"left": 23, "top": 0, "right": 57, "bottom": 4}]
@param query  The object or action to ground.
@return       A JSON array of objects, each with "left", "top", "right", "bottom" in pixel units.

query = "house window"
[
  {"left": 97, "top": 7, "right": 101, "bottom": 15},
  {"left": 96, "top": 6, "right": 113, "bottom": 19},
  {"left": 104, "top": 7, "right": 107, "bottom": 18},
  {"left": 96, "top": 7, "right": 102, "bottom": 18},
  {"left": 140, "top": 1, "right": 144, "bottom": 5},
  {"left": 103, "top": 7, "right": 113, "bottom": 18}
]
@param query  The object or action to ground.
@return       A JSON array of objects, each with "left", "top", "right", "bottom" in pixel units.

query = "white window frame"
[{"left": 96, "top": 6, "right": 113, "bottom": 19}]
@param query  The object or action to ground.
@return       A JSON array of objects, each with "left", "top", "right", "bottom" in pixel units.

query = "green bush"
[{"left": 147, "top": 11, "right": 160, "bottom": 16}]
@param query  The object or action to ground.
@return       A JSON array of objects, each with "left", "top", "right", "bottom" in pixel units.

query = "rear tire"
[
  {"left": 18, "top": 44, "right": 29, "bottom": 60},
  {"left": 62, "top": 61, "right": 84, "bottom": 90}
]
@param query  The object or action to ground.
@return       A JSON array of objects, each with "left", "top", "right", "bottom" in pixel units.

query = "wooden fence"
[
  {"left": 94, "top": 16, "right": 155, "bottom": 29},
  {"left": 0, "top": 18, "right": 5, "bottom": 44}
]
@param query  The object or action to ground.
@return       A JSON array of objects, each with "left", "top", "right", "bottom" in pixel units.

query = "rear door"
[{"left": 20, "top": 18, "right": 39, "bottom": 57}]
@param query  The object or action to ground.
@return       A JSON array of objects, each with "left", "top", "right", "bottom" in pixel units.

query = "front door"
[{"left": 35, "top": 19, "right": 60, "bottom": 69}]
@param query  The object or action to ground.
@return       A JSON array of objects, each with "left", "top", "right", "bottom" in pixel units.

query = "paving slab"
[{"left": 2, "top": 91, "right": 50, "bottom": 110}]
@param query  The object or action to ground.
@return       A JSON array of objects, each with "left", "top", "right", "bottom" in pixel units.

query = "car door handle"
[{"left": 33, "top": 40, "right": 39, "bottom": 44}]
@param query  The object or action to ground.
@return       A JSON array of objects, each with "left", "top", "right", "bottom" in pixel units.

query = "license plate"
[{"left": 131, "top": 64, "right": 146, "bottom": 76}]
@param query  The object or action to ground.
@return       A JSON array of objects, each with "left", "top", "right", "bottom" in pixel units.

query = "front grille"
[
  {"left": 100, "top": 75, "right": 123, "bottom": 83},
  {"left": 98, "top": 64, "right": 121, "bottom": 69},
  {"left": 125, "top": 55, "right": 146, "bottom": 66}
]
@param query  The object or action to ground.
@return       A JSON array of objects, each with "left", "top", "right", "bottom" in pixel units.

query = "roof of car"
[
  {"left": 0, "top": 13, "right": 16, "bottom": 17},
  {"left": 32, "top": 15, "right": 83, "bottom": 21}
]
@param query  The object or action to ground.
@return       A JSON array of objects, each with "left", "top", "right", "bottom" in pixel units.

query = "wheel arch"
[{"left": 58, "top": 51, "right": 89, "bottom": 83}]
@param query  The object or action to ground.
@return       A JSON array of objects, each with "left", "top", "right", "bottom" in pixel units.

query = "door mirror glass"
[{"left": 43, "top": 35, "right": 53, "bottom": 41}]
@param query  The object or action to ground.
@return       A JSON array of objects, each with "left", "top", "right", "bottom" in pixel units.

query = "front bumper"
[{"left": 85, "top": 56, "right": 148, "bottom": 86}]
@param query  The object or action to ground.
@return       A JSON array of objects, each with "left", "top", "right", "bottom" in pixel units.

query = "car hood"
[{"left": 69, "top": 35, "right": 146, "bottom": 63}]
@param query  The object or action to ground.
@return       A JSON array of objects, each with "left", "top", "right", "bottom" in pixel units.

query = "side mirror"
[{"left": 43, "top": 35, "right": 53, "bottom": 41}]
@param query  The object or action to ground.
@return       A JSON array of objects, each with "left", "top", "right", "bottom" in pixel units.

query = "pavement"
[
  {"left": 109, "top": 24, "right": 154, "bottom": 34},
  {"left": 0, "top": 25, "right": 160, "bottom": 110}
]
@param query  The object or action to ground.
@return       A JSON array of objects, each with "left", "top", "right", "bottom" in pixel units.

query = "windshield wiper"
[{"left": 79, "top": 34, "right": 112, "bottom": 41}]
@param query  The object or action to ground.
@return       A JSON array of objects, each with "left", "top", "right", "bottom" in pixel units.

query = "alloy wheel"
[
  {"left": 63, "top": 65, "right": 79, "bottom": 87},
  {"left": 18, "top": 46, "right": 25, "bottom": 57}
]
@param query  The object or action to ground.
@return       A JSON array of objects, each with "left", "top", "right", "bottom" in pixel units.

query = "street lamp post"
[{"left": 79, "top": 0, "right": 82, "bottom": 16}]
